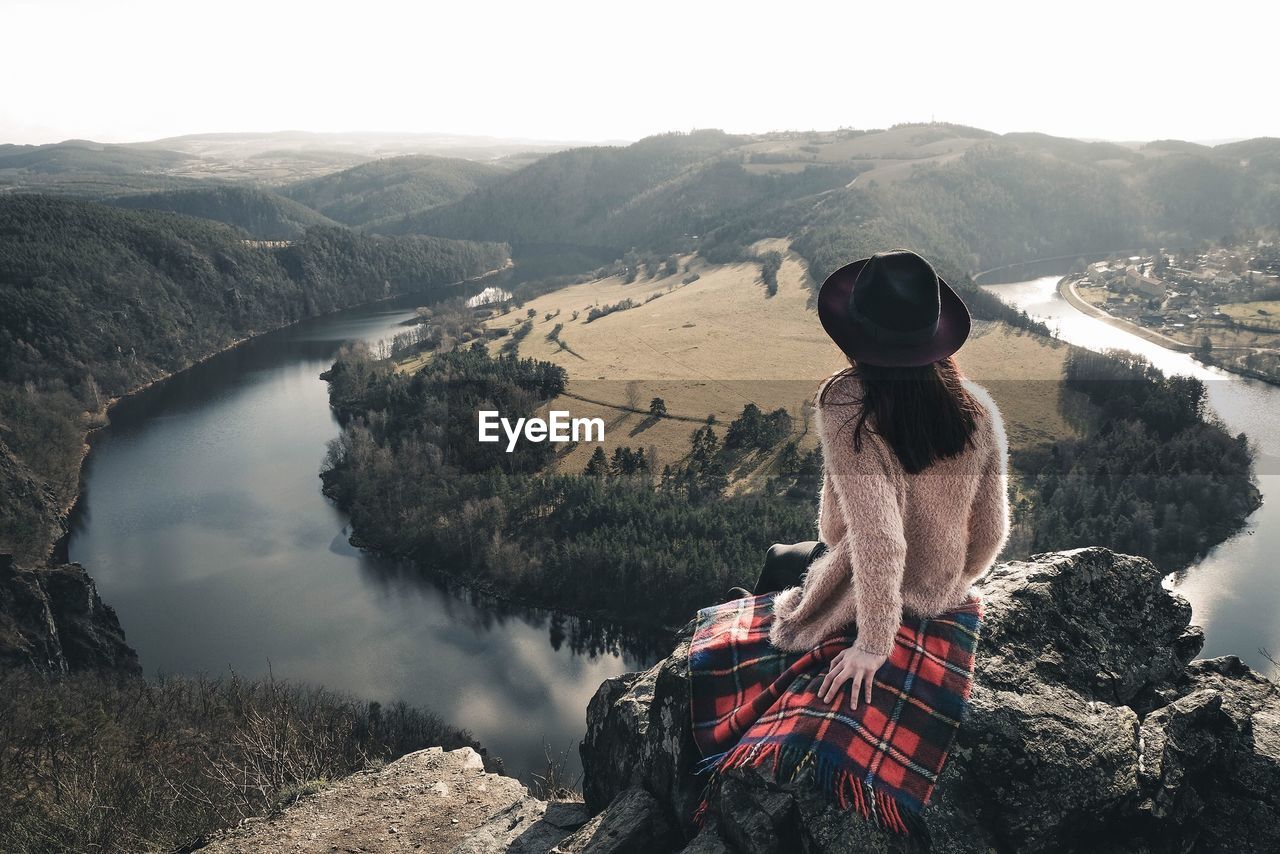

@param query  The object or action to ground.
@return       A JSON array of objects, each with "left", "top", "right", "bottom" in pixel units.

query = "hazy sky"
[{"left": 3, "top": 0, "right": 1276, "bottom": 146}]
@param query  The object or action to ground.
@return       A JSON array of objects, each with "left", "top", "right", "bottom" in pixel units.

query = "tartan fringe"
[{"left": 691, "top": 740, "right": 918, "bottom": 835}]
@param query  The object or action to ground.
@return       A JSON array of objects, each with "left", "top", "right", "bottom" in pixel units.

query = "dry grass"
[
  {"left": 1218, "top": 299, "right": 1280, "bottom": 320},
  {"left": 465, "top": 242, "right": 1076, "bottom": 482},
  {"left": 1216, "top": 300, "right": 1280, "bottom": 344},
  {"left": 0, "top": 670, "right": 477, "bottom": 854},
  {"left": 854, "top": 153, "right": 969, "bottom": 187},
  {"left": 955, "top": 322, "right": 1076, "bottom": 447},
  {"left": 482, "top": 243, "right": 837, "bottom": 479},
  {"left": 735, "top": 126, "right": 986, "bottom": 185}
]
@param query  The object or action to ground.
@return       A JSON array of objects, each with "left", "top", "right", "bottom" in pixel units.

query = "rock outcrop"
[
  {"left": 0, "top": 554, "right": 139, "bottom": 674},
  {"left": 581, "top": 547, "right": 1280, "bottom": 853}
]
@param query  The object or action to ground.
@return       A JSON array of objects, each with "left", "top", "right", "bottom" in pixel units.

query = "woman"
[
  {"left": 689, "top": 249, "right": 1009, "bottom": 831},
  {"left": 768, "top": 248, "right": 1010, "bottom": 706}
]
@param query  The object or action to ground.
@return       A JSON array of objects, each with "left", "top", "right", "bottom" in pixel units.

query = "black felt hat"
[{"left": 817, "top": 249, "right": 971, "bottom": 367}]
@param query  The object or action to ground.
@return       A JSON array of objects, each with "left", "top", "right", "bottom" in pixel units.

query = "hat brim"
[{"left": 816, "top": 257, "right": 972, "bottom": 368}]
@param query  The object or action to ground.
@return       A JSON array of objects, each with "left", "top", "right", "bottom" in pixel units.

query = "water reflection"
[
  {"left": 983, "top": 274, "right": 1280, "bottom": 667},
  {"left": 69, "top": 288, "right": 658, "bottom": 783},
  {"left": 355, "top": 554, "right": 670, "bottom": 662}
]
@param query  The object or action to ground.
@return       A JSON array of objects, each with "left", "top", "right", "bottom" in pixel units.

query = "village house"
[{"left": 1124, "top": 266, "right": 1167, "bottom": 299}]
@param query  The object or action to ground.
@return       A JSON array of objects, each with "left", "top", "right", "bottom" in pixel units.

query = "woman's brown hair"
[{"left": 818, "top": 356, "right": 981, "bottom": 474}]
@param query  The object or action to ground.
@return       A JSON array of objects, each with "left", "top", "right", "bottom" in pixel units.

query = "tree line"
[
  {"left": 1012, "top": 349, "right": 1260, "bottom": 567},
  {"left": 0, "top": 194, "right": 509, "bottom": 563},
  {"left": 321, "top": 340, "right": 1260, "bottom": 632},
  {"left": 320, "top": 344, "right": 817, "bottom": 628}
]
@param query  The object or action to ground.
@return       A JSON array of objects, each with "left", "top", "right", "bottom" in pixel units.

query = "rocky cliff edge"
[
  {"left": 0, "top": 554, "right": 139, "bottom": 675},
  {"left": 193, "top": 548, "right": 1280, "bottom": 853},
  {"left": 580, "top": 547, "right": 1280, "bottom": 853}
]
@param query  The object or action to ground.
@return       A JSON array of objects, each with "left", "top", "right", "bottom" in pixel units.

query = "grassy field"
[
  {"left": 1217, "top": 300, "right": 1280, "bottom": 328},
  {"left": 462, "top": 241, "right": 1075, "bottom": 482},
  {"left": 736, "top": 126, "right": 990, "bottom": 188}
]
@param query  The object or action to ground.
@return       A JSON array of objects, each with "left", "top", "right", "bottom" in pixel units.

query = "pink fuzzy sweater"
[{"left": 769, "top": 374, "right": 1010, "bottom": 655}]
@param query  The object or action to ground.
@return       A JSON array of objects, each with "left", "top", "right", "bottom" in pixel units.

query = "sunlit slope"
[
  {"left": 282, "top": 155, "right": 507, "bottom": 227},
  {"left": 478, "top": 242, "right": 1073, "bottom": 477},
  {"left": 384, "top": 125, "right": 1280, "bottom": 285}
]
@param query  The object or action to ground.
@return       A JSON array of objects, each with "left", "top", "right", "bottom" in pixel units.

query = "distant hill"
[
  {"left": 283, "top": 155, "right": 506, "bottom": 226},
  {"left": 1142, "top": 139, "right": 1213, "bottom": 154},
  {"left": 0, "top": 140, "right": 201, "bottom": 197},
  {"left": 999, "top": 132, "right": 1143, "bottom": 164},
  {"left": 141, "top": 130, "right": 589, "bottom": 164},
  {"left": 376, "top": 129, "right": 752, "bottom": 245},
  {"left": 375, "top": 125, "right": 1280, "bottom": 291},
  {"left": 22, "top": 127, "right": 1276, "bottom": 285},
  {"left": 0, "top": 133, "right": 579, "bottom": 195},
  {"left": 587, "top": 156, "right": 865, "bottom": 253},
  {"left": 787, "top": 134, "right": 1157, "bottom": 281},
  {"left": 779, "top": 130, "right": 1280, "bottom": 275},
  {"left": 0, "top": 194, "right": 509, "bottom": 563},
  {"left": 1213, "top": 137, "right": 1280, "bottom": 158},
  {"left": 0, "top": 140, "right": 191, "bottom": 175},
  {"left": 107, "top": 185, "right": 339, "bottom": 239}
]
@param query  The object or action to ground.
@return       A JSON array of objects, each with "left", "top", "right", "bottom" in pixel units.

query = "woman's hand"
[{"left": 818, "top": 646, "right": 888, "bottom": 708}]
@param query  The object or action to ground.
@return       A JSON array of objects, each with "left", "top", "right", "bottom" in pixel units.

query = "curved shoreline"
[
  {"left": 50, "top": 261, "right": 513, "bottom": 564},
  {"left": 51, "top": 330, "right": 263, "bottom": 563},
  {"left": 1055, "top": 275, "right": 1197, "bottom": 353},
  {"left": 971, "top": 250, "right": 1142, "bottom": 284},
  {"left": 1055, "top": 274, "right": 1280, "bottom": 387}
]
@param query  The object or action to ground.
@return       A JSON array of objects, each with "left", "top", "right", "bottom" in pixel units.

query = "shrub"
[{"left": 0, "top": 670, "right": 477, "bottom": 853}]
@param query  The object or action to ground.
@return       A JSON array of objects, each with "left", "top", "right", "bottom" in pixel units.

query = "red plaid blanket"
[{"left": 688, "top": 591, "right": 983, "bottom": 834}]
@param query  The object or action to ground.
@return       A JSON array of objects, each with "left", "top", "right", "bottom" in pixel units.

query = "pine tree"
[{"left": 584, "top": 446, "right": 608, "bottom": 476}]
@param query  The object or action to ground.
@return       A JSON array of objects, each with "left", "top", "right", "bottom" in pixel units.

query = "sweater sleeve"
[
  {"left": 963, "top": 395, "right": 1011, "bottom": 578},
  {"left": 818, "top": 403, "right": 908, "bottom": 656}
]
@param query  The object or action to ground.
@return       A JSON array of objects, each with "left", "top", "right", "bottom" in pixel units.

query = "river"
[
  {"left": 983, "top": 275, "right": 1280, "bottom": 668},
  {"left": 67, "top": 269, "right": 1279, "bottom": 787},
  {"left": 67, "top": 290, "right": 655, "bottom": 783}
]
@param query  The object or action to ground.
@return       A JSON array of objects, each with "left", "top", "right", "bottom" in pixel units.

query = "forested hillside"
[
  {"left": 321, "top": 344, "right": 817, "bottom": 626},
  {"left": 283, "top": 155, "right": 506, "bottom": 226},
  {"left": 7, "top": 128, "right": 1275, "bottom": 567},
  {"left": 1014, "top": 349, "right": 1259, "bottom": 567},
  {"left": 786, "top": 142, "right": 1150, "bottom": 281},
  {"left": 107, "top": 185, "right": 339, "bottom": 239},
  {"left": 745, "top": 134, "right": 1280, "bottom": 280},
  {"left": 0, "top": 195, "right": 509, "bottom": 562},
  {"left": 4, "top": 123, "right": 1275, "bottom": 853},
  {"left": 378, "top": 126, "right": 1280, "bottom": 292},
  {"left": 14, "top": 128, "right": 1278, "bottom": 290},
  {"left": 312, "top": 127, "right": 1277, "bottom": 618},
  {"left": 376, "top": 129, "right": 751, "bottom": 244},
  {"left": 0, "top": 140, "right": 191, "bottom": 175},
  {"left": 0, "top": 140, "right": 209, "bottom": 197}
]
